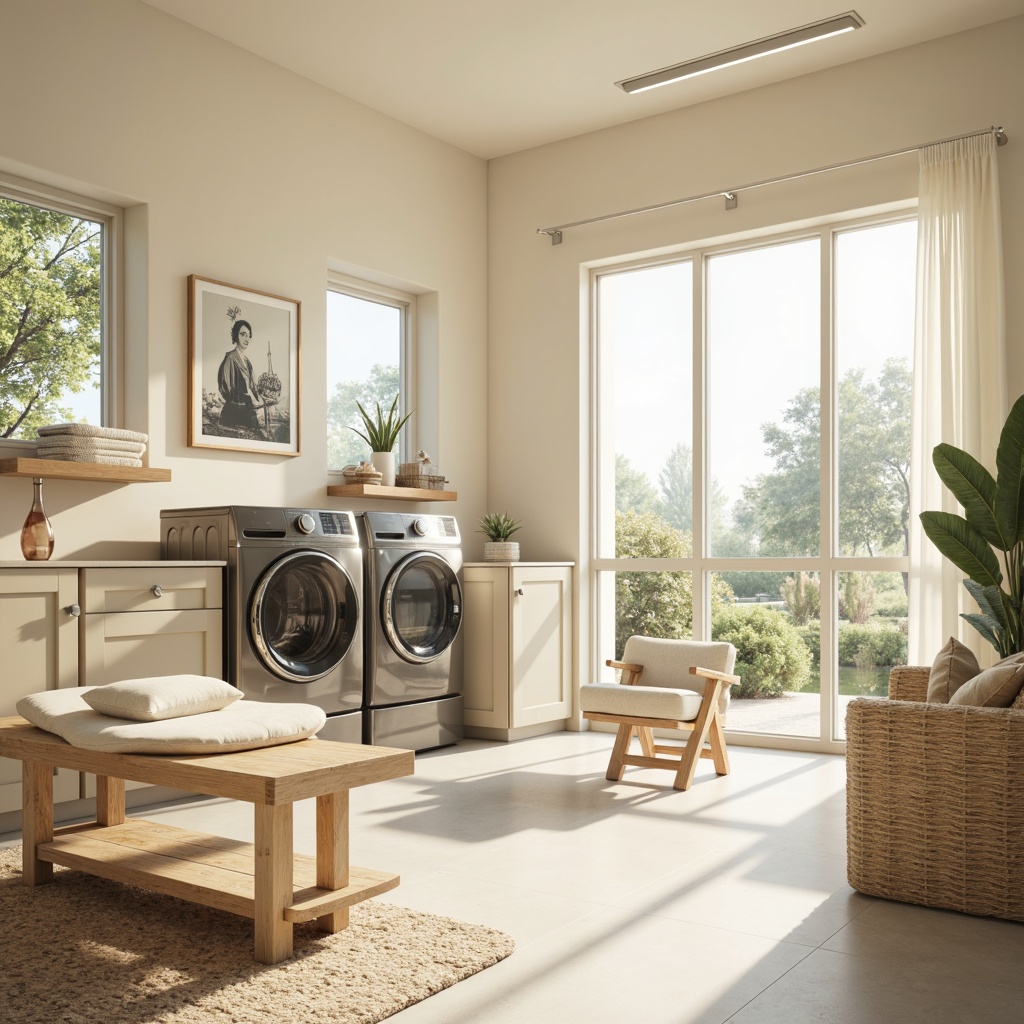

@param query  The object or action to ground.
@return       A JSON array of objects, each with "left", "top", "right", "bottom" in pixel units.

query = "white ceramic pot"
[
  {"left": 484, "top": 541, "right": 520, "bottom": 562},
  {"left": 370, "top": 451, "right": 396, "bottom": 486}
]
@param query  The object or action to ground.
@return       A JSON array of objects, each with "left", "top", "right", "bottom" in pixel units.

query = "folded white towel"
[
  {"left": 36, "top": 452, "right": 143, "bottom": 466},
  {"left": 37, "top": 438, "right": 147, "bottom": 455},
  {"left": 37, "top": 422, "right": 149, "bottom": 444}
]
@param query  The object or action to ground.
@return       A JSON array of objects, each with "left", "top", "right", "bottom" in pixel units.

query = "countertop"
[{"left": 0, "top": 560, "right": 225, "bottom": 568}]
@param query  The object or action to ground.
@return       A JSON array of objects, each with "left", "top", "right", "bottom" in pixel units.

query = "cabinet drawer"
[{"left": 81, "top": 567, "right": 223, "bottom": 614}]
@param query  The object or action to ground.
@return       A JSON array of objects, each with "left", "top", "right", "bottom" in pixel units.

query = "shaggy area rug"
[{"left": 0, "top": 847, "right": 514, "bottom": 1023}]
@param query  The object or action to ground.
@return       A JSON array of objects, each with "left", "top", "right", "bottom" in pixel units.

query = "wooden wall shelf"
[
  {"left": 326, "top": 482, "right": 457, "bottom": 502},
  {"left": 0, "top": 458, "right": 172, "bottom": 484}
]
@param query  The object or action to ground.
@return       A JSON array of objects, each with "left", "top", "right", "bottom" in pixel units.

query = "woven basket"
[{"left": 846, "top": 665, "right": 1024, "bottom": 923}]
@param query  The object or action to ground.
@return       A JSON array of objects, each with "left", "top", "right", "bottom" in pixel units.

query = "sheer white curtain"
[{"left": 909, "top": 132, "right": 1006, "bottom": 666}]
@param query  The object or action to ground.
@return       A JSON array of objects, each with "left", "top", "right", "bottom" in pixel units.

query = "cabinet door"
[
  {"left": 462, "top": 567, "right": 511, "bottom": 729},
  {"left": 81, "top": 608, "right": 224, "bottom": 686},
  {"left": 511, "top": 566, "right": 572, "bottom": 727},
  {"left": 0, "top": 569, "right": 81, "bottom": 813}
]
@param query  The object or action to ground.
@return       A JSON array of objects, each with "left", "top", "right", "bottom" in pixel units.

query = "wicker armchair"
[{"left": 846, "top": 666, "right": 1024, "bottom": 923}]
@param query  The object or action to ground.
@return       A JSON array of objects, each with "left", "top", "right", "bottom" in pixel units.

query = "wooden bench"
[{"left": 0, "top": 715, "right": 414, "bottom": 963}]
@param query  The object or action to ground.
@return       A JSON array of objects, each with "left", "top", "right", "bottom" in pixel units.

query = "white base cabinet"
[
  {"left": 0, "top": 563, "right": 223, "bottom": 815},
  {"left": 463, "top": 562, "right": 573, "bottom": 741},
  {"left": 0, "top": 568, "right": 81, "bottom": 813}
]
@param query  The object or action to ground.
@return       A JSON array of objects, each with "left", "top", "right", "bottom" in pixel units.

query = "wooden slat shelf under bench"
[{"left": 40, "top": 819, "right": 400, "bottom": 923}]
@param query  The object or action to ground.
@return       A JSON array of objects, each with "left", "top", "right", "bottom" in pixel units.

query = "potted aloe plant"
[
  {"left": 479, "top": 512, "right": 522, "bottom": 562},
  {"left": 349, "top": 395, "right": 413, "bottom": 486},
  {"left": 920, "top": 393, "right": 1024, "bottom": 657}
]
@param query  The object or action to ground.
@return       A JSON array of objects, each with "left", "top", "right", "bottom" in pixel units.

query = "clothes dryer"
[
  {"left": 359, "top": 511, "right": 463, "bottom": 750},
  {"left": 161, "top": 506, "right": 363, "bottom": 743}
]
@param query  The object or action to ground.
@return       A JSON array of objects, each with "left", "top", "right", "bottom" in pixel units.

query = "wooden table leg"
[
  {"left": 22, "top": 759, "right": 53, "bottom": 886},
  {"left": 96, "top": 775, "right": 126, "bottom": 826},
  {"left": 315, "top": 790, "right": 350, "bottom": 933},
  {"left": 254, "top": 802, "right": 294, "bottom": 964}
]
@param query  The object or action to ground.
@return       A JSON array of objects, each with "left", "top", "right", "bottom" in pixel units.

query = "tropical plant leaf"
[
  {"left": 960, "top": 613, "right": 1003, "bottom": 655},
  {"left": 919, "top": 510, "right": 1002, "bottom": 586},
  {"left": 995, "top": 393, "right": 1024, "bottom": 544},
  {"left": 932, "top": 444, "right": 1004, "bottom": 547},
  {"left": 962, "top": 578, "right": 1008, "bottom": 629}
]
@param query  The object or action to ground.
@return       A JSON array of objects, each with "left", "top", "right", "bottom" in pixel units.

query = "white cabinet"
[
  {"left": 0, "top": 563, "right": 223, "bottom": 815},
  {"left": 463, "top": 562, "right": 573, "bottom": 741},
  {"left": 80, "top": 567, "right": 223, "bottom": 687},
  {"left": 0, "top": 568, "right": 82, "bottom": 812}
]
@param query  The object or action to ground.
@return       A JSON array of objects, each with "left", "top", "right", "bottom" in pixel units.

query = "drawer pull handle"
[
  {"left": 151, "top": 585, "right": 164, "bottom": 598},
  {"left": 65, "top": 603, "right": 81, "bottom": 617}
]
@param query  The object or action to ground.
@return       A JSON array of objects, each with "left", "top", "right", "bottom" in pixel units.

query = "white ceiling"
[{"left": 139, "top": 0, "right": 1024, "bottom": 158}]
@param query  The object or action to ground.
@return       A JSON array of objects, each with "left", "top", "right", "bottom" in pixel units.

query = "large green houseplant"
[{"left": 920, "top": 393, "right": 1024, "bottom": 657}]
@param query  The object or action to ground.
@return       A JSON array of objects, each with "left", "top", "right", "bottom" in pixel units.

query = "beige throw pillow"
[
  {"left": 927, "top": 637, "right": 981, "bottom": 703},
  {"left": 949, "top": 653, "right": 1024, "bottom": 708},
  {"left": 82, "top": 675, "right": 241, "bottom": 721}
]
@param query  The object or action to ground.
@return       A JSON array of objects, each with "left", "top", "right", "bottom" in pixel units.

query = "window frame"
[
  {"left": 326, "top": 271, "right": 416, "bottom": 473},
  {"left": 590, "top": 208, "right": 917, "bottom": 753},
  {"left": 0, "top": 171, "right": 123, "bottom": 449}
]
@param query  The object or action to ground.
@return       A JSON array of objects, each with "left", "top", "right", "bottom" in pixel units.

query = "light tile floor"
[{"left": 5, "top": 732, "right": 1024, "bottom": 1023}]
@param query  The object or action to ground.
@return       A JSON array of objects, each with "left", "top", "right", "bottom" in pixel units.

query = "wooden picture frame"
[{"left": 187, "top": 275, "right": 301, "bottom": 456}]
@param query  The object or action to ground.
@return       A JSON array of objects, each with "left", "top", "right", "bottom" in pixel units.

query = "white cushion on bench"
[
  {"left": 579, "top": 682, "right": 705, "bottom": 721},
  {"left": 16, "top": 687, "right": 326, "bottom": 754},
  {"left": 81, "top": 674, "right": 241, "bottom": 721}
]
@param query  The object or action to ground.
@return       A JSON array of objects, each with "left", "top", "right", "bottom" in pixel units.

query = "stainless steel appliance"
[
  {"left": 359, "top": 511, "right": 463, "bottom": 750},
  {"left": 160, "top": 505, "right": 363, "bottom": 743}
]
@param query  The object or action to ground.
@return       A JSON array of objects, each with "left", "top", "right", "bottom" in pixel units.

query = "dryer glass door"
[
  {"left": 382, "top": 552, "right": 462, "bottom": 664},
  {"left": 250, "top": 550, "right": 359, "bottom": 682}
]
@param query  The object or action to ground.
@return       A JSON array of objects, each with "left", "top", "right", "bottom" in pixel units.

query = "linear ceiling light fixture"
[{"left": 616, "top": 10, "right": 865, "bottom": 94}]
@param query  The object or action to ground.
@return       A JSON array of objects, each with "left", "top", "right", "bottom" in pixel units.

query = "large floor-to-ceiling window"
[{"left": 593, "top": 214, "right": 917, "bottom": 749}]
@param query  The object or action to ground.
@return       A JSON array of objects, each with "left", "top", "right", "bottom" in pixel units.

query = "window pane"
[
  {"left": 836, "top": 221, "right": 916, "bottom": 556},
  {"left": 0, "top": 196, "right": 103, "bottom": 437},
  {"left": 599, "top": 569, "right": 694, "bottom": 664},
  {"left": 712, "top": 571, "right": 819, "bottom": 738},
  {"left": 835, "top": 570, "right": 908, "bottom": 739},
  {"left": 707, "top": 239, "right": 820, "bottom": 556},
  {"left": 597, "top": 262, "right": 692, "bottom": 558},
  {"left": 326, "top": 290, "right": 403, "bottom": 469}
]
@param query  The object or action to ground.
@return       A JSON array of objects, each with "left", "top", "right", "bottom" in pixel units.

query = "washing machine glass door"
[
  {"left": 382, "top": 552, "right": 462, "bottom": 664},
  {"left": 250, "top": 550, "right": 359, "bottom": 682}
]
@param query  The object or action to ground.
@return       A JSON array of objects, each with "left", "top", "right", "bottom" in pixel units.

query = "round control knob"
[
  {"left": 412, "top": 518, "right": 428, "bottom": 537},
  {"left": 296, "top": 513, "right": 317, "bottom": 535}
]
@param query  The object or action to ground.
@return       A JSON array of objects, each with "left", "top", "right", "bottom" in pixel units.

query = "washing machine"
[
  {"left": 160, "top": 505, "right": 363, "bottom": 743},
  {"left": 359, "top": 511, "right": 464, "bottom": 751}
]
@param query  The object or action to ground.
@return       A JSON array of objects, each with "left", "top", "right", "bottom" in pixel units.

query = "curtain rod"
[{"left": 536, "top": 125, "right": 1008, "bottom": 245}]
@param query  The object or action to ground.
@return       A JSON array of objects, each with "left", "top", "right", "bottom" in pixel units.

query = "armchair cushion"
[
  {"left": 927, "top": 636, "right": 981, "bottom": 702},
  {"left": 620, "top": 636, "right": 736, "bottom": 716},
  {"left": 579, "top": 683, "right": 704, "bottom": 721},
  {"left": 948, "top": 652, "right": 1024, "bottom": 708}
]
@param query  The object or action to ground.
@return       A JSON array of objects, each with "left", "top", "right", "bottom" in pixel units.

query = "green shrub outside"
[
  {"left": 712, "top": 605, "right": 812, "bottom": 698},
  {"left": 837, "top": 621, "right": 907, "bottom": 669}
]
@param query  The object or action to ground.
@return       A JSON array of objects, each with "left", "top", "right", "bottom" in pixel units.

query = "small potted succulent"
[
  {"left": 349, "top": 395, "right": 413, "bottom": 486},
  {"left": 478, "top": 512, "right": 522, "bottom": 562}
]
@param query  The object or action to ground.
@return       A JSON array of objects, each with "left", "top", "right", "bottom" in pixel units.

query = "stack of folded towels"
[{"left": 35, "top": 423, "right": 149, "bottom": 467}]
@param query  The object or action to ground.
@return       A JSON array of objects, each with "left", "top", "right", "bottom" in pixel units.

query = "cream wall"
[
  {"left": 486, "top": 18, "right": 1024, "bottom": 691},
  {"left": 0, "top": 0, "right": 488, "bottom": 558}
]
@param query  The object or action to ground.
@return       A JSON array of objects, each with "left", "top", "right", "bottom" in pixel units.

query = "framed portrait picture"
[{"left": 187, "top": 275, "right": 301, "bottom": 456}]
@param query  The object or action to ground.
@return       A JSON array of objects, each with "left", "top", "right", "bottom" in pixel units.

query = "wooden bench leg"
[
  {"left": 315, "top": 790, "right": 350, "bottom": 933},
  {"left": 96, "top": 775, "right": 126, "bottom": 826},
  {"left": 22, "top": 760, "right": 54, "bottom": 886},
  {"left": 254, "top": 803, "right": 294, "bottom": 964}
]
